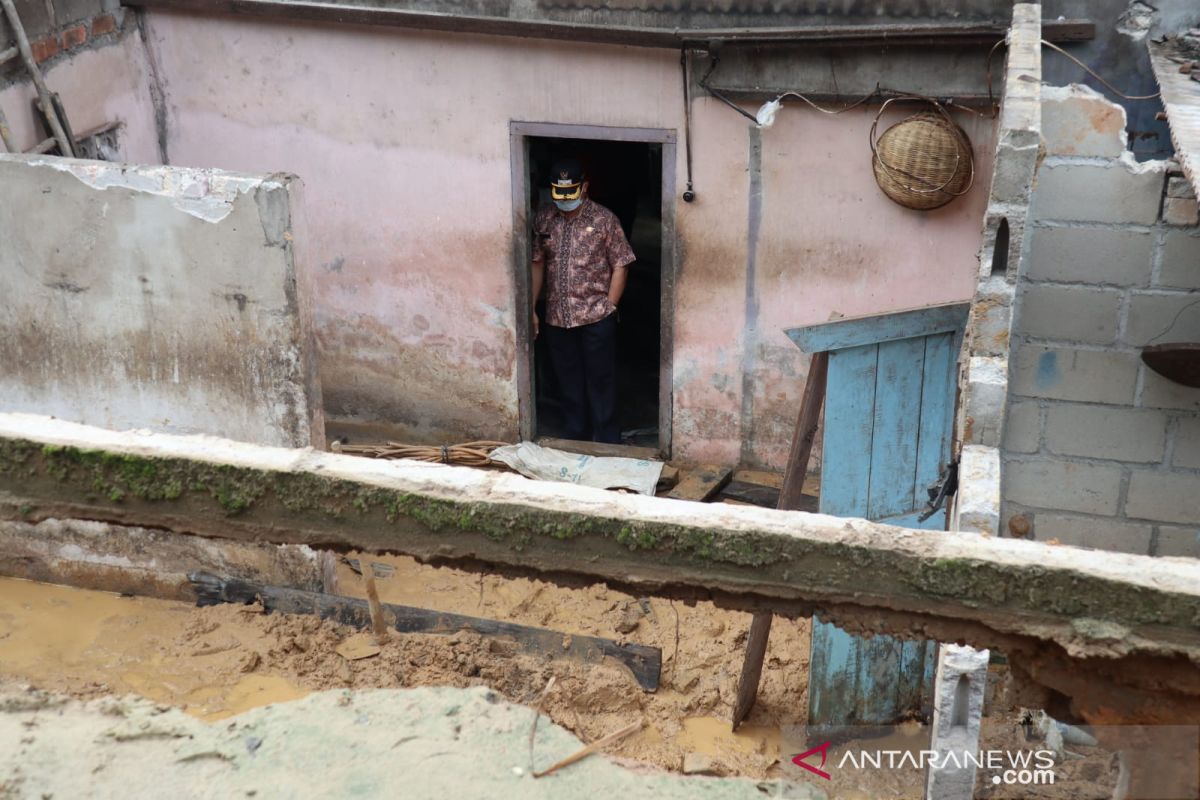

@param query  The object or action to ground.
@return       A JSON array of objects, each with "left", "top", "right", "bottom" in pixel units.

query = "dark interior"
[{"left": 528, "top": 137, "right": 663, "bottom": 447}]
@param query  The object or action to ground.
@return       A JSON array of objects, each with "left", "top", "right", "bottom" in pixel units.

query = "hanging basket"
[{"left": 870, "top": 97, "right": 974, "bottom": 211}]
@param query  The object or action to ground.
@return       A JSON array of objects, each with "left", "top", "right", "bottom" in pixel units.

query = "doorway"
[{"left": 510, "top": 123, "right": 676, "bottom": 455}]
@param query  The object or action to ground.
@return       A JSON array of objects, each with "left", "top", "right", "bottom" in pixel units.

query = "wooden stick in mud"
[
  {"left": 532, "top": 719, "right": 645, "bottom": 779},
  {"left": 359, "top": 561, "right": 389, "bottom": 644}
]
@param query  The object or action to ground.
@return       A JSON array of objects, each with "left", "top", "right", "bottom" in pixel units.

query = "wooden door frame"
[{"left": 509, "top": 121, "right": 678, "bottom": 456}]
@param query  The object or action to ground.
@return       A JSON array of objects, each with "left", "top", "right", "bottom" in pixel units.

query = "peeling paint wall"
[
  {"left": 139, "top": 10, "right": 994, "bottom": 465},
  {"left": 0, "top": 154, "right": 324, "bottom": 448}
]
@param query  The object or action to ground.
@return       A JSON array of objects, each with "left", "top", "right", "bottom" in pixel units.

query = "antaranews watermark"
[{"left": 792, "top": 740, "right": 1056, "bottom": 785}]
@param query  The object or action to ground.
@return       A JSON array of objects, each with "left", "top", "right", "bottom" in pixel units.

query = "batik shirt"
[{"left": 534, "top": 199, "right": 636, "bottom": 329}]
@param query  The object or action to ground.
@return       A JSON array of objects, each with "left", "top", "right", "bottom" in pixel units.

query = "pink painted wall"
[
  {"left": 141, "top": 10, "right": 994, "bottom": 467},
  {"left": 0, "top": 33, "right": 160, "bottom": 162}
]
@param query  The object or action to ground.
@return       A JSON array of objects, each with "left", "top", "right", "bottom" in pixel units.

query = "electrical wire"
[
  {"left": 680, "top": 48, "right": 696, "bottom": 200},
  {"left": 1041, "top": 39, "right": 1161, "bottom": 101}
]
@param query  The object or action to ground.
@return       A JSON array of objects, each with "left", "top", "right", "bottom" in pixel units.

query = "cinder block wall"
[{"left": 1002, "top": 85, "right": 1200, "bottom": 557}]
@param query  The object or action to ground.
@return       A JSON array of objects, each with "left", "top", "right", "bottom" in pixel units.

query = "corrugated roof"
[{"left": 1149, "top": 34, "right": 1200, "bottom": 197}]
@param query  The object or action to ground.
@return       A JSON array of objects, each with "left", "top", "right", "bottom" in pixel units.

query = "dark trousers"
[{"left": 544, "top": 313, "right": 619, "bottom": 444}]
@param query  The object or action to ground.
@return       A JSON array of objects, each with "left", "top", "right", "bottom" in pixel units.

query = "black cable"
[
  {"left": 680, "top": 48, "right": 696, "bottom": 202},
  {"left": 699, "top": 54, "right": 760, "bottom": 123}
]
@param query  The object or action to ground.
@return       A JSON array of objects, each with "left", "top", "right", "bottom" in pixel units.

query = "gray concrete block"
[
  {"left": 1003, "top": 401, "right": 1041, "bottom": 454},
  {"left": 963, "top": 357, "right": 1008, "bottom": 447},
  {"left": 1155, "top": 525, "right": 1200, "bottom": 558},
  {"left": 1158, "top": 231, "right": 1200, "bottom": 289},
  {"left": 1163, "top": 196, "right": 1200, "bottom": 227},
  {"left": 1124, "top": 291, "right": 1200, "bottom": 347},
  {"left": 1028, "top": 226, "right": 1153, "bottom": 286},
  {"left": 1125, "top": 470, "right": 1200, "bottom": 525},
  {"left": 1043, "top": 404, "right": 1167, "bottom": 463},
  {"left": 1168, "top": 176, "right": 1197, "bottom": 200},
  {"left": 1034, "top": 512, "right": 1153, "bottom": 554},
  {"left": 1011, "top": 345, "right": 1138, "bottom": 405},
  {"left": 926, "top": 644, "right": 990, "bottom": 800},
  {"left": 989, "top": 140, "right": 1041, "bottom": 206},
  {"left": 1171, "top": 417, "right": 1200, "bottom": 469},
  {"left": 1004, "top": 457, "right": 1123, "bottom": 515},
  {"left": 1032, "top": 158, "right": 1166, "bottom": 225},
  {"left": 1040, "top": 85, "right": 1126, "bottom": 158},
  {"left": 1018, "top": 284, "right": 1121, "bottom": 344},
  {"left": 1140, "top": 365, "right": 1200, "bottom": 412},
  {"left": 968, "top": 277, "right": 1014, "bottom": 356}
]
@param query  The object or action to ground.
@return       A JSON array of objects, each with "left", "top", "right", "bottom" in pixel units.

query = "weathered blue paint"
[
  {"left": 785, "top": 302, "right": 969, "bottom": 354},
  {"left": 821, "top": 345, "right": 878, "bottom": 517},
  {"left": 804, "top": 310, "right": 960, "bottom": 739},
  {"left": 1036, "top": 350, "right": 1059, "bottom": 390}
]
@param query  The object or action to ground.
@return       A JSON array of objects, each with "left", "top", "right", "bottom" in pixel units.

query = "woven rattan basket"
[{"left": 870, "top": 98, "right": 974, "bottom": 211}]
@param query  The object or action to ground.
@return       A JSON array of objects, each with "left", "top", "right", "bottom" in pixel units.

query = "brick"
[
  {"left": 1032, "top": 159, "right": 1166, "bottom": 225},
  {"left": 1158, "top": 231, "right": 1200, "bottom": 289},
  {"left": 1163, "top": 196, "right": 1200, "bottom": 227},
  {"left": 1171, "top": 417, "right": 1200, "bottom": 469},
  {"left": 1028, "top": 226, "right": 1153, "bottom": 286},
  {"left": 1155, "top": 525, "right": 1200, "bottom": 558},
  {"left": 1011, "top": 345, "right": 1138, "bottom": 405},
  {"left": 90, "top": 13, "right": 116, "bottom": 36},
  {"left": 1167, "top": 176, "right": 1197, "bottom": 200},
  {"left": 1040, "top": 85, "right": 1126, "bottom": 158},
  {"left": 60, "top": 24, "right": 86, "bottom": 50},
  {"left": 1018, "top": 284, "right": 1120, "bottom": 344},
  {"left": 1003, "top": 401, "right": 1040, "bottom": 454},
  {"left": 30, "top": 35, "right": 59, "bottom": 64},
  {"left": 1003, "top": 458, "right": 1123, "bottom": 515},
  {"left": 1125, "top": 470, "right": 1200, "bottom": 524},
  {"left": 1034, "top": 512, "right": 1152, "bottom": 554},
  {"left": 1043, "top": 403, "right": 1167, "bottom": 462},
  {"left": 1140, "top": 365, "right": 1200, "bottom": 412},
  {"left": 1124, "top": 291, "right": 1200, "bottom": 347}
]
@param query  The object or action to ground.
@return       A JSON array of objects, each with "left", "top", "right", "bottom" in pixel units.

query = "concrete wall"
[
  {"left": 0, "top": 154, "right": 324, "bottom": 448},
  {"left": 1001, "top": 85, "right": 1200, "bottom": 558},
  {"left": 140, "top": 9, "right": 995, "bottom": 466}
]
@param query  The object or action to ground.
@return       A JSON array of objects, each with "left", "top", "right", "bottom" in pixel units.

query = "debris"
[
  {"left": 335, "top": 634, "right": 382, "bottom": 661},
  {"left": 614, "top": 601, "right": 644, "bottom": 634},
  {"left": 681, "top": 752, "right": 720, "bottom": 776},
  {"left": 489, "top": 442, "right": 664, "bottom": 496},
  {"left": 189, "top": 572, "right": 662, "bottom": 691},
  {"left": 532, "top": 719, "right": 645, "bottom": 778}
]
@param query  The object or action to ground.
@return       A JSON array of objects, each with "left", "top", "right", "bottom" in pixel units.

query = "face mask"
[{"left": 554, "top": 198, "right": 582, "bottom": 212}]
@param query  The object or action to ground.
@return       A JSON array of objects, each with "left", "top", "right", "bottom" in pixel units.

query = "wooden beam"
[
  {"left": 732, "top": 349, "right": 829, "bottom": 728},
  {"left": 536, "top": 437, "right": 660, "bottom": 461},
  {"left": 121, "top": 0, "right": 1093, "bottom": 49},
  {"left": 786, "top": 303, "right": 969, "bottom": 354},
  {"left": 666, "top": 464, "right": 732, "bottom": 502}
]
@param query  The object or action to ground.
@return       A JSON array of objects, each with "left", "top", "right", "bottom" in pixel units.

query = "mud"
[{"left": 0, "top": 566, "right": 1123, "bottom": 796}]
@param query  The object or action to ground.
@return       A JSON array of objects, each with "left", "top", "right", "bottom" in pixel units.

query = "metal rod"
[
  {"left": 0, "top": 0, "right": 74, "bottom": 156},
  {"left": 26, "top": 136, "right": 56, "bottom": 154},
  {"left": 679, "top": 48, "right": 695, "bottom": 201},
  {"left": 0, "top": 45, "right": 17, "bottom": 64}
]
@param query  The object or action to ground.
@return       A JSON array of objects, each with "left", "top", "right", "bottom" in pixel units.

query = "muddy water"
[{"left": 0, "top": 578, "right": 308, "bottom": 720}]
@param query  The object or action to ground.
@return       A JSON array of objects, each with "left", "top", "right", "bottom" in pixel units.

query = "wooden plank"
[
  {"left": 808, "top": 620, "right": 860, "bottom": 732},
  {"left": 786, "top": 303, "right": 969, "bottom": 354},
  {"left": 731, "top": 469, "right": 784, "bottom": 490},
  {"left": 913, "top": 332, "right": 956, "bottom": 513},
  {"left": 657, "top": 465, "right": 680, "bottom": 490},
  {"left": 820, "top": 345, "right": 878, "bottom": 517},
  {"left": 190, "top": 572, "right": 662, "bottom": 691},
  {"left": 866, "top": 337, "right": 927, "bottom": 520},
  {"left": 731, "top": 611, "right": 772, "bottom": 730},
  {"left": 666, "top": 464, "right": 732, "bottom": 502},
  {"left": 537, "top": 437, "right": 660, "bottom": 461},
  {"left": 779, "top": 350, "right": 829, "bottom": 511},
  {"left": 719, "top": 480, "right": 780, "bottom": 508}
]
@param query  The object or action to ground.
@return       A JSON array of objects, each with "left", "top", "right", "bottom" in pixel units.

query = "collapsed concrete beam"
[{"left": 2, "top": 414, "right": 1199, "bottom": 723}]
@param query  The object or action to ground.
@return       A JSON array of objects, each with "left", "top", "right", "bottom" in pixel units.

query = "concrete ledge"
[
  {"left": 4, "top": 413, "right": 1199, "bottom": 722},
  {"left": 0, "top": 517, "right": 322, "bottom": 601}
]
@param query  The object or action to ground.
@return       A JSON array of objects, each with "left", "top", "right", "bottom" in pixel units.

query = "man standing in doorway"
[{"left": 531, "top": 158, "right": 636, "bottom": 444}]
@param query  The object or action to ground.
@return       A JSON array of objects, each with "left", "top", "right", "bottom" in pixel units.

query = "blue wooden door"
[{"left": 787, "top": 305, "right": 965, "bottom": 740}]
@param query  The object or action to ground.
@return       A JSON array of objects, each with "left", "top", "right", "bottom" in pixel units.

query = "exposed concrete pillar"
[{"left": 925, "top": 645, "right": 990, "bottom": 800}]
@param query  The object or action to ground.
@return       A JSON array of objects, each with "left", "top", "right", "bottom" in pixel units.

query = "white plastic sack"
[{"left": 489, "top": 442, "right": 664, "bottom": 496}]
